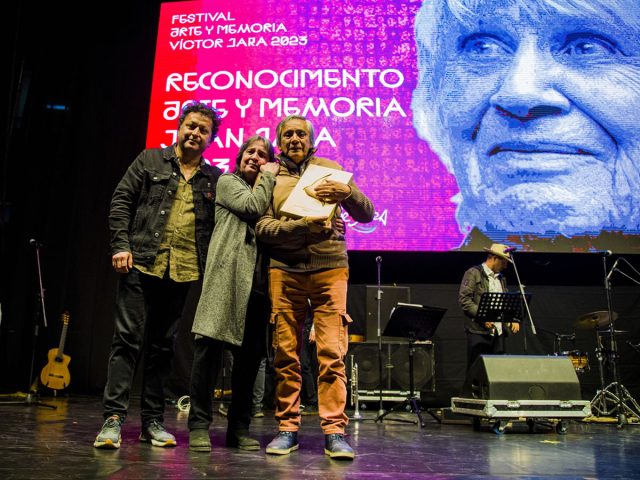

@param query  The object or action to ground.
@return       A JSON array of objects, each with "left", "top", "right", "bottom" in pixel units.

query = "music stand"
[
  {"left": 476, "top": 292, "right": 531, "bottom": 325},
  {"left": 375, "top": 303, "right": 446, "bottom": 427}
]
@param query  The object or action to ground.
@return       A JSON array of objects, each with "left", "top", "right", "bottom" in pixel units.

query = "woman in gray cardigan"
[{"left": 187, "top": 135, "right": 280, "bottom": 452}]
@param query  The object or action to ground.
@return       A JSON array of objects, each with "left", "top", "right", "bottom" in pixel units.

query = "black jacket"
[
  {"left": 458, "top": 264, "right": 509, "bottom": 335},
  {"left": 109, "top": 145, "right": 222, "bottom": 274}
]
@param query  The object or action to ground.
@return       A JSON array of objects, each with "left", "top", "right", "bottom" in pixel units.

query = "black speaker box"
[
  {"left": 347, "top": 341, "right": 434, "bottom": 392},
  {"left": 463, "top": 355, "right": 581, "bottom": 400},
  {"left": 364, "top": 286, "right": 410, "bottom": 342}
]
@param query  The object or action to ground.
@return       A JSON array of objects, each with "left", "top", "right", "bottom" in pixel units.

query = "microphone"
[
  {"left": 375, "top": 256, "right": 382, "bottom": 264},
  {"left": 595, "top": 250, "right": 613, "bottom": 256},
  {"left": 503, "top": 246, "right": 517, "bottom": 253},
  {"left": 29, "top": 238, "right": 43, "bottom": 248}
]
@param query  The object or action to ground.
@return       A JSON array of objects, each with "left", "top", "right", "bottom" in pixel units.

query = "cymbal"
[
  {"left": 348, "top": 334, "right": 365, "bottom": 343},
  {"left": 574, "top": 310, "right": 618, "bottom": 330}
]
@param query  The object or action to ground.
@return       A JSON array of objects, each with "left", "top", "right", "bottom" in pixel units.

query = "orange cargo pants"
[{"left": 269, "top": 267, "right": 352, "bottom": 434}]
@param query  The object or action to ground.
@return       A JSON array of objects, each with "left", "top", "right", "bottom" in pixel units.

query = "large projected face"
[
  {"left": 413, "top": 0, "right": 640, "bottom": 243},
  {"left": 148, "top": 0, "right": 640, "bottom": 252}
]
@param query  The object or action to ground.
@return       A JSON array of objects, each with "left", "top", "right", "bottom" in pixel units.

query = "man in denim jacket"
[{"left": 94, "top": 101, "right": 222, "bottom": 449}]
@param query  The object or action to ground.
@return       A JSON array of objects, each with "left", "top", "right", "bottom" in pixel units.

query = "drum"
[{"left": 561, "top": 350, "right": 589, "bottom": 373}]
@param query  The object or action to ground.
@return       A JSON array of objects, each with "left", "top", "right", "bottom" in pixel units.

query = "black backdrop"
[{"left": 1, "top": 2, "right": 639, "bottom": 405}]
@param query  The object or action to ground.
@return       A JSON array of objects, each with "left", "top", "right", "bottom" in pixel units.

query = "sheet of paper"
[{"left": 280, "top": 164, "right": 353, "bottom": 218}]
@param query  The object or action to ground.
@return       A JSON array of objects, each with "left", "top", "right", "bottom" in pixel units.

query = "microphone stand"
[
  {"left": 508, "top": 250, "right": 536, "bottom": 352},
  {"left": 374, "top": 256, "right": 424, "bottom": 427},
  {"left": 0, "top": 240, "right": 56, "bottom": 409},
  {"left": 375, "top": 256, "right": 384, "bottom": 418},
  {"left": 372, "top": 256, "right": 412, "bottom": 425}
]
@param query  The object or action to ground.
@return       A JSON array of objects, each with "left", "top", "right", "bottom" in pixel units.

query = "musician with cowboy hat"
[{"left": 458, "top": 243, "right": 521, "bottom": 370}]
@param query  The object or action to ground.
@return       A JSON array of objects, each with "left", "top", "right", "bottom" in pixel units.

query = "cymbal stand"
[
  {"left": 591, "top": 330, "right": 617, "bottom": 416},
  {"left": 590, "top": 256, "right": 640, "bottom": 426}
]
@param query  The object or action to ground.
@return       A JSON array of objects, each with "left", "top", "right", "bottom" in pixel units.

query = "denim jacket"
[{"left": 109, "top": 145, "right": 222, "bottom": 274}]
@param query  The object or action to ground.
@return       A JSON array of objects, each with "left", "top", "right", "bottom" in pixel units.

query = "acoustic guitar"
[{"left": 40, "top": 311, "right": 71, "bottom": 390}]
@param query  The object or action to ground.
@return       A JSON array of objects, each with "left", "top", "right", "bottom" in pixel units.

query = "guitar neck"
[{"left": 56, "top": 312, "right": 70, "bottom": 360}]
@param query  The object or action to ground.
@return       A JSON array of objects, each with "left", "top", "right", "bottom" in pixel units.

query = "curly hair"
[{"left": 178, "top": 101, "right": 222, "bottom": 140}]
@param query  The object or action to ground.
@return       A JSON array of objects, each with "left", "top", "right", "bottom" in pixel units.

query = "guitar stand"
[{"left": 0, "top": 240, "right": 56, "bottom": 409}]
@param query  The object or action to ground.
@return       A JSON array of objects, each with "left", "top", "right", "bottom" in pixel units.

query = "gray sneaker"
[
  {"left": 94, "top": 415, "right": 123, "bottom": 449},
  {"left": 139, "top": 419, "right": 177, "bottom": 447}
]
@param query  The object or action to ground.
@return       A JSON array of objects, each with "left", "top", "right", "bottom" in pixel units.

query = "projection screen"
[{"left": 147, "top": 0, "right": 640, "bottom": 253}]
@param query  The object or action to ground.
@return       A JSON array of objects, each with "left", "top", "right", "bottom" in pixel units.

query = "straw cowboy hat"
[{"left": 483, "top": 243, "right": 513, "bottom": 263}]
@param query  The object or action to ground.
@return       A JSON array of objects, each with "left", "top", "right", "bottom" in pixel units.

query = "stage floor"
[{"left": 1, "top": 394, "right": 639, "bottom": 479}]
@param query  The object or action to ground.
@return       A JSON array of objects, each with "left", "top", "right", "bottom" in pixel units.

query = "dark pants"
[
  {"left": 466, "top": 331, "right": 506, "bottom": 370},
  {"left": 102, "top": 268, "right": 191, "bottom": 426},
  {"left": 188, "top": 292, "right": 269, "bottom": 434}
]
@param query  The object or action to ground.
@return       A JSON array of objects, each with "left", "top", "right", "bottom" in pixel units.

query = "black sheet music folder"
[
  {"left": 382, "top": 303, "right": 446, "bottom": 341},
  {"left": 475, "top": 292, "right": 531, "bottom": 324}
]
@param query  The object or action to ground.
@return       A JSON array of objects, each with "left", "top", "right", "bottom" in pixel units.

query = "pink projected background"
[{"left": 147, "top": 0, "right": 462, "bottom": 252}]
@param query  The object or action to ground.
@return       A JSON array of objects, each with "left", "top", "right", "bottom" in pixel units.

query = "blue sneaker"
[
  {"left": 265, "top": 431, "right": 298, "bottom": 455},
  {"left": 139, "top": 419, "right": 177, "bottom": 447},
  {"left": 324, "top": 433, "right": 355, "bottom": 460},
  {"left": 94, "top": 415, "right": 123, "bottom": 449}
]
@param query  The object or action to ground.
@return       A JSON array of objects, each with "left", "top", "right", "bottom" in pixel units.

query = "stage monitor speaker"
[
  {"left": 365, "top": 285, "right": 410, "bottom": 342},
  {"left": 463, "top": 355, "right": 581, "bottom": 400},
  {"left": 347, "top": 341, "right": 434, "bottom": 392}
]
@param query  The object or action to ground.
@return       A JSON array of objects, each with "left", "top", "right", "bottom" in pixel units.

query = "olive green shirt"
[{"left": 136, "top": 168, "right": 199, "bottom": 282}]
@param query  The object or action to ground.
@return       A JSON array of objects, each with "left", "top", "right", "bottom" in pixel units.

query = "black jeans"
[
  {"left": 466, "top": 331, "right": 506, "bottom": 370},
  {"left": 188, "top": 292, "right": 269, "bottom": 433},
  {"left": 102, "top": 268, "right": 191, "bottom": 426}
]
